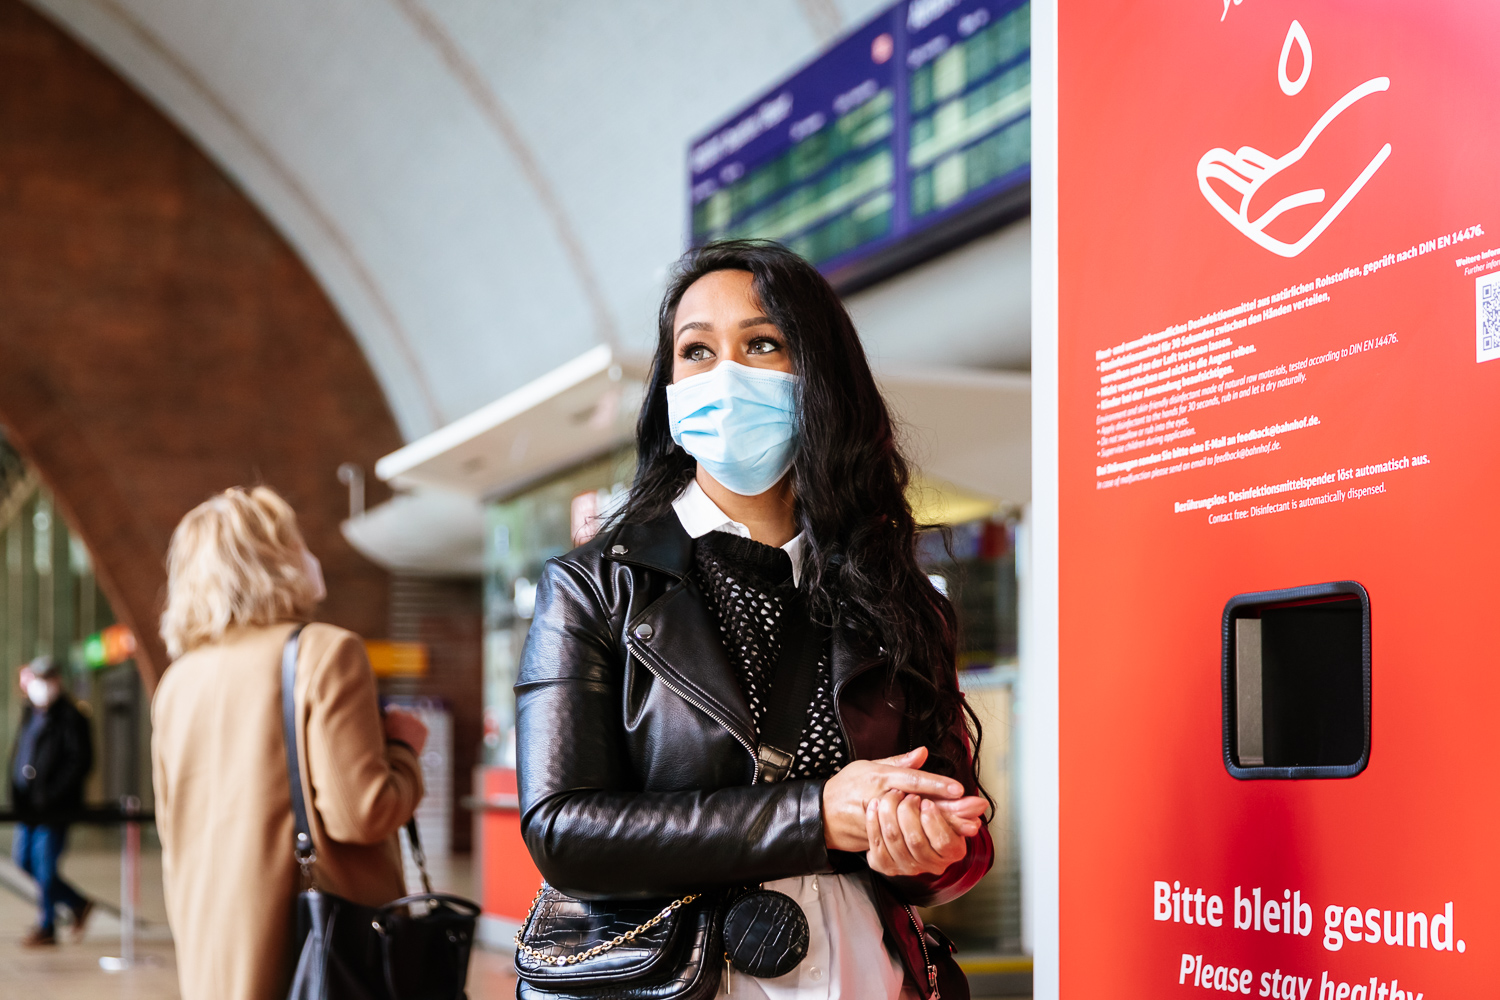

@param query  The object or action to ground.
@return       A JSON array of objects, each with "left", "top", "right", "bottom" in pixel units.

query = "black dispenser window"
[{"left": 1223, "top": 582, "right": 1369, "bottom": 779}]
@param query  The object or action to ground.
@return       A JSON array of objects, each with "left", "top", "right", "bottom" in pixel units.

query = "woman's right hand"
[
  {"left": 823, "top": 747, "right": 976, "bottom": 852},
  {"left": 383, "top": 708, "right": 429, "bottom": 756}
]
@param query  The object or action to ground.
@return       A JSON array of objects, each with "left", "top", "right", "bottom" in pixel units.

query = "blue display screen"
[{"left": 688, "top": 0, "right": 1030, "bottom": 284}]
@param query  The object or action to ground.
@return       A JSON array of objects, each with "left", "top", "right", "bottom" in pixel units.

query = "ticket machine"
[{"left": 1035, "top": 2, "right": 1500, "bottom": 996}]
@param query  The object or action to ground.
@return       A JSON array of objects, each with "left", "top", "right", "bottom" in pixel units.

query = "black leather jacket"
[
  {"left": 8, "top": 695, "right": 93, "bottom": 823},
  {"left": 516, "top": 512, "right": 992, "bottom": 997}
]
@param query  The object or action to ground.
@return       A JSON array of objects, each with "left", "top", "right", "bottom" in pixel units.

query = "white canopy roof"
[{"left": 350, "top": 348, "right": 1028, "bottom": 574}]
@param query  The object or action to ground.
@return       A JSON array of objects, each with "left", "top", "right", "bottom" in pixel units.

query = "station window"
[
  {"left": 916, "top": 513, "right": 1022, "bottom": 955},
  {"left": 481, "top": 448, "right": 634, "bottom": 767},
  {"left": 1223, "top": 582, "right": 1370, "bottom": 779},
  {"left": 0, "top": 429, "right": 143, "bottom": 816}
]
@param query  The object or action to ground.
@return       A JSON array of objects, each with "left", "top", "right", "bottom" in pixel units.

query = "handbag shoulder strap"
[
  {"left": 754, "top": 590, "right": 829, "bottom": 783},
  {"left": 404, "top": 815, "right": 433, "bottom": 895},
  {"left": 280, "top": 624, "right": 315, "bottom": 870},
  {"left": 282, "top": 624, "right": 436, "bottom": 892}
]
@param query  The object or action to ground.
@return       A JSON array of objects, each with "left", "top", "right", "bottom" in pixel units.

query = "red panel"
[
  {"left": 479, "top": 767, "right": 542, "bottom": 923},
  {"left": 1058, "top": 3, "right": 1498, "bottom": 996}
]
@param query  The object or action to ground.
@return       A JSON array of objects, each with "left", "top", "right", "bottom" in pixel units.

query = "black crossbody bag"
[
  {"left": 280, "top": 625, "right": 482, "bottom": 1000},
  {"left": 514, "top": 590, "right": 825, "bottom": 1000}
]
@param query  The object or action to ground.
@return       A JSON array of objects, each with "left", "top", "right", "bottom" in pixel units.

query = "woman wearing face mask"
[
  {"left": 151, "top": 486, "right": 428, "bottom": 1000},
  {"left": 516, "top": 241, "right": 992, "bottom": 1000}
]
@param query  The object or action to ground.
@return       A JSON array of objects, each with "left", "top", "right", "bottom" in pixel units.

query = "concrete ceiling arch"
[
  {"left": 0, "top": 0, "right": 404, "bottom": 684},
  {"left": 27, "top": 0, "right": 896, "bottom": 440}
]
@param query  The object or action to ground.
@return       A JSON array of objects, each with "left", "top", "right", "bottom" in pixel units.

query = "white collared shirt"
[
  {"left": 671, "top": 481, "right": 907, "bottom": 1000},
  {"left": 672, "top": 478, "right": 808, "bottom": 587}
]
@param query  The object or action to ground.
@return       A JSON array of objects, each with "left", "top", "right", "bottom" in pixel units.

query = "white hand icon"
[{"left": 1197, "top": 21, "right": 1391, "bottom": 258}]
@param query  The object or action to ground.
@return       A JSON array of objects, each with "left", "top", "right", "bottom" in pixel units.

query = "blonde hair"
[{"left": 160, "top": 486, "right": 320, "bottom": 659}]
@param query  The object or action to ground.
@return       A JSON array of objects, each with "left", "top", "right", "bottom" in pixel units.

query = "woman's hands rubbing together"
[{"left": 821, "top": 747, "right": 988, "bottom": 877}]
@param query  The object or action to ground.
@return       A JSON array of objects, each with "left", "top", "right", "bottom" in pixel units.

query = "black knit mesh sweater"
[{"left": 691, "top": 531, "right": 849, "bottom": 782}]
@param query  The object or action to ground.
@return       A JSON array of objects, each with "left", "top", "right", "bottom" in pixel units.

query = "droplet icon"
[{"left": 1279, "top": 20, "right": 1312, "bottom": 95}]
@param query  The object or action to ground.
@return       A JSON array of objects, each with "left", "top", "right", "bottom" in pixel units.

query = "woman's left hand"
[
  {"left": 864, "top": 789, "right": 980, "bottom": 878},
  {"left": 383, "top": 708, "right": 430, "bottom": 755}
]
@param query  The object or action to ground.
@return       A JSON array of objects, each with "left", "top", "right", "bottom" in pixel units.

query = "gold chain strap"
[{"left": 512, "top": 886, "right": 700, "bottom": 967}]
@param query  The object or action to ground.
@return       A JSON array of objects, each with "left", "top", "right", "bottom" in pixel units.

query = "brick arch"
[{"left": 0, "top": 0, "right": 402, "bottom": 687}]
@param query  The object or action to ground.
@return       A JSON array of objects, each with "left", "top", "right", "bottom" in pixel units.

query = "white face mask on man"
[{"left": 26, "top": 678, "right": 55, "bottom": 709}]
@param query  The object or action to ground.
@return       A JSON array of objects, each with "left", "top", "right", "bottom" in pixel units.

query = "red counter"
[{"left": 474, "top": 766, "right": 542, "bottom": 940}]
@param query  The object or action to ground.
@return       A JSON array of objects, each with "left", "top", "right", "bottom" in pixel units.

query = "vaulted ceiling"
[{"left": 31, "top": 0, "right": 1009, "bottom": 443}]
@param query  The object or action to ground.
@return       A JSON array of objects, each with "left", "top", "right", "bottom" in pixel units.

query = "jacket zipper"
[
  {"left": 626, "top": 639, "right": 761, "bottom": 784},
  {"left": 904, "top": 903, "right": 940, "bottom": 1000}
]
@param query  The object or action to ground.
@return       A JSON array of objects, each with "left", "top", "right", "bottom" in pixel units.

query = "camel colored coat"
[{"left": 152, "top": 622, "right": 424, "bottom": 1000}]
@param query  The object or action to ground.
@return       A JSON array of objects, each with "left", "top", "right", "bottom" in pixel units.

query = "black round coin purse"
[{"left": 722, "top": 888, "right": 810, "bottom": 979}]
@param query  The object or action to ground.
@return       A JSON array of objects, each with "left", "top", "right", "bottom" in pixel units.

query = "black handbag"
[
  {"left": 513, "top": 589, "right": 826, "bottom": 999},
  {"left": 281, "top": 625, "right": 482, "bottom": 1000},
  {"left": 513, "top": 886, "right": 726, "bottom": 1000}
]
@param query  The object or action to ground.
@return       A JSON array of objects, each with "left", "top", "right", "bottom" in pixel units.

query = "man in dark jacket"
[{"left": 10, "top": 655, "right": 93, "bottom": 946}]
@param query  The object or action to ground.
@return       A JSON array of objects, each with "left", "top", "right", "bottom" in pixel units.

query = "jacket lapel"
[
  {"left": 625, "top": 581, "right": 757, "bottom": 751},
  {"left": 830, "top": 626, "right": 883, "bottom": 699},
  {"left": 605, "top": 513, "right": 694, "bottom": 580},
  {"left": 609, "top": 513, "right": 757, "bottom": 750},
  {"left": 831, "top": 626, "right": 900, "bottom": 761}
]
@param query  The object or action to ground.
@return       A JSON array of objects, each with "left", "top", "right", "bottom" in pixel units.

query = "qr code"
[{"left": 1478, "top": 271, "right": 1500, "bottom": 363}]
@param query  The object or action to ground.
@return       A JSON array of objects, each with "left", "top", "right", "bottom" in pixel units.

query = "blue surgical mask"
[{"left": 666, "top": 361, "right": 799, "bottom": 496}]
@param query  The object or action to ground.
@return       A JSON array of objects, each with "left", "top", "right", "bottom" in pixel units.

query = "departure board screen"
[{"left": 688, "top": 0, "right": 1030, "bottom": 289}]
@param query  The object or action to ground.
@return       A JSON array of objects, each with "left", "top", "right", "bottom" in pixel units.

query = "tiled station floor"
[
  {"left": 0, "top": 829, "right": 517, "bottom": 999},
  {"left": 0, "top": 830, "right": 1025, "bottom": 1000}
]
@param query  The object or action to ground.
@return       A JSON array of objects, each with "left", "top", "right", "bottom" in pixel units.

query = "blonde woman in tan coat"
[{"left": 151, "top": 486, "right": 427, "bottom": 1000}]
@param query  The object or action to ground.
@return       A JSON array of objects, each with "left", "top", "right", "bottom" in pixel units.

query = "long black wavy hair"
[{"left": 617, "top": 239, "right": 988, "bottom": 804}]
